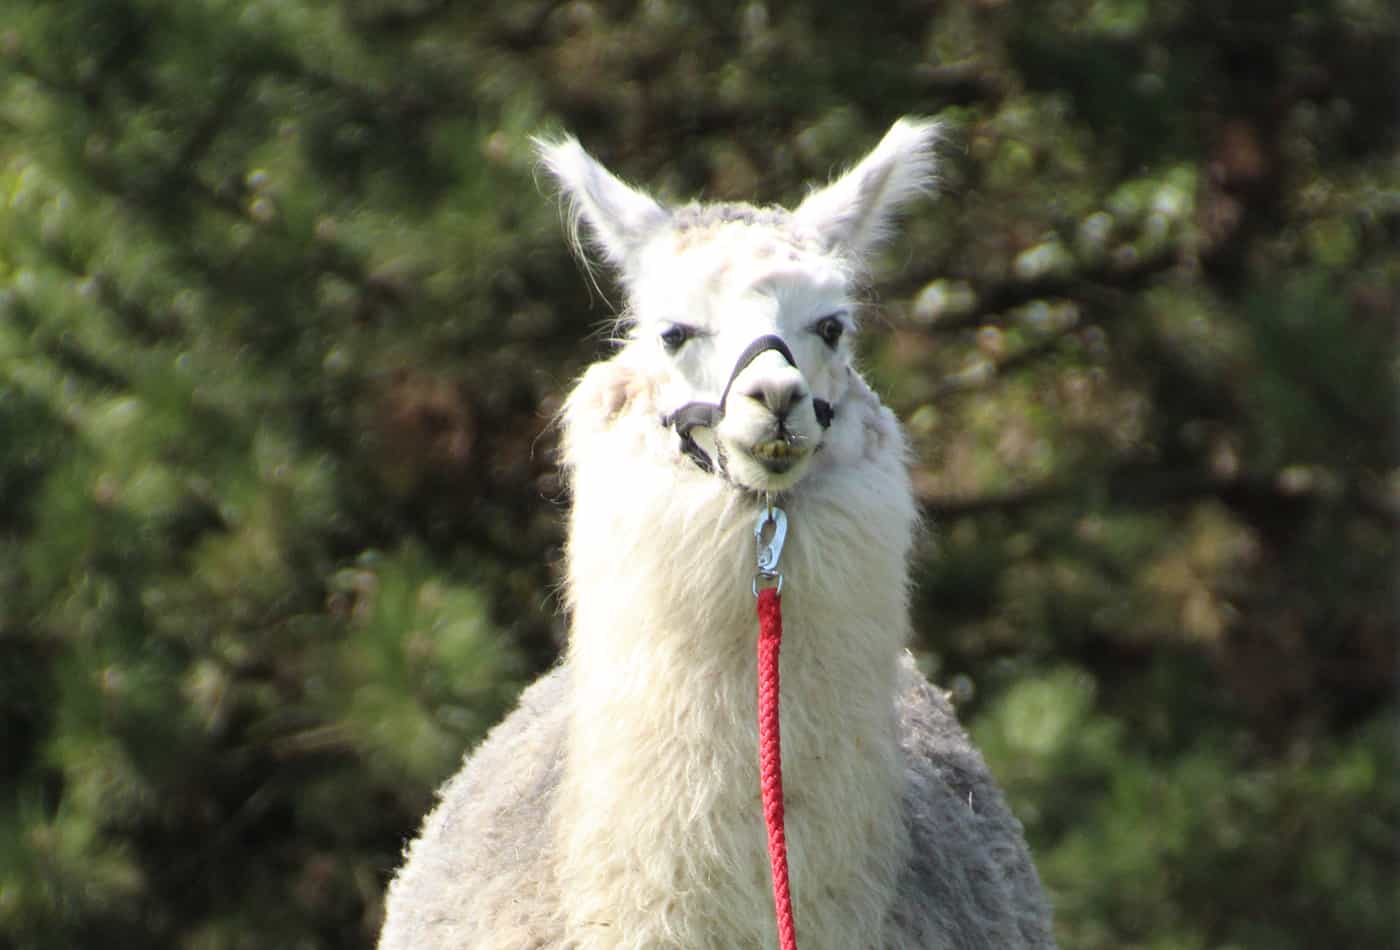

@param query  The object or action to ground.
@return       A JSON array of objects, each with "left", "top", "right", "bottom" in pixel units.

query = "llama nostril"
[{"left": 743, "top": 381, "right": 809, "bottom": 418}]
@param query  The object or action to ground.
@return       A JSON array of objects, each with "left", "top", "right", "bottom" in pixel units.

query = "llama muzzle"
[{"left": 663, "top": 333, "right": 834, "bottom": 481}]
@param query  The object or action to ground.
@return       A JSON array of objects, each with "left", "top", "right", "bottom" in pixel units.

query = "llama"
[{"left": 378, "top": 118, "right": 1055, "bottom": 949}]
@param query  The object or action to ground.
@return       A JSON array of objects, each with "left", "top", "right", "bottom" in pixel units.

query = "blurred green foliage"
[{"left": 0, "top": 1, "right": 1395, "bottom": 948}]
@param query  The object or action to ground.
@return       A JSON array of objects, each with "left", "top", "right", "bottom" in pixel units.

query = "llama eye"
[
  {"left": 659, "top": 324, "right": 696, "bottom": 352},
  {"left": 813, "top": 315, "right": 846, "bottom": 349}
]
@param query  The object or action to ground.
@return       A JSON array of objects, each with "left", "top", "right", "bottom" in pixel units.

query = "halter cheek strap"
[{"left": 662, "top": 334, "right": 835, "bottom": 476}]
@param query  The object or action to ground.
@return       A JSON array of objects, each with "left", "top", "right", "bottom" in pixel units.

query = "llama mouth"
[{"left": 749, "top": 438, "right": 807, "bottom": 474}]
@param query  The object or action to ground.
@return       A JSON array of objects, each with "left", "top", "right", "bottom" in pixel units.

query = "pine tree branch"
[
  {"left": 889, "top": 245, "right": 1179, "bottom": 335},
  {"left": 173, "top": 77, "right": 245, "bottom": 172},
  {"left": 342, "top": 0, "right": 455, "bottom": 34},
  {"left": 921, "top": 275, "right": 1141, "bottom": 399},
  {"left": 912, "top": 60, "right": 1010, "bottom": 106},
  {"left": 920, "top": 463, "right": 1399, "bottom": 525},
  {"left": 927, "top": 317, "right": 1087, "bottom": 399}
]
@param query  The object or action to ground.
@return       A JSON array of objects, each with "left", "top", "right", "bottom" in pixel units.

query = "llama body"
[{"left": 379, "top": 120, "right": 1054, "bottom": 949}]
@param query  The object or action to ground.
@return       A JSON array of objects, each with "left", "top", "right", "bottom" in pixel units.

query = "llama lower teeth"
[{"left": 751, "top": 439, "right": 801, "bottom": 473}]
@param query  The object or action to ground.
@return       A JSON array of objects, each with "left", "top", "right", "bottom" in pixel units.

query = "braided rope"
[{"left": 756, "top": 586, "right": 798, "bottom": 950}]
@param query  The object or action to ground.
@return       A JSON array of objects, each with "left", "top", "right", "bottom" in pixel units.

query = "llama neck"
[{"left": 555, "top": 379, "right": 918, "bottom": 946}]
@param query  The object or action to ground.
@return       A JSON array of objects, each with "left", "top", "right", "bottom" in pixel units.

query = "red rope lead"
[{"left": 756, "top": 586, "right": 798, "bottom": 950}]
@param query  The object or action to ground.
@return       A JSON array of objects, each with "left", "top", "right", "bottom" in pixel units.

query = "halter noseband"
[{"left": 662, "top": 334, "right": 835, "bottom": 477}]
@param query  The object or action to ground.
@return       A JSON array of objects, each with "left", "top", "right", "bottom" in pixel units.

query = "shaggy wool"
[{"left": 378, "top": 117, "right": 1056, "bottom": 949}]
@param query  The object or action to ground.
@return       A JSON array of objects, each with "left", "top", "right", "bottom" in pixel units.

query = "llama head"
[{"left": 538, "top": 118, "right": 939, "bottom": 494}]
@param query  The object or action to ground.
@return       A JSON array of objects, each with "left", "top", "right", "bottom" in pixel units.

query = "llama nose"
[{"left": 741, "top": 378, "right": 809, "bottom": 419}]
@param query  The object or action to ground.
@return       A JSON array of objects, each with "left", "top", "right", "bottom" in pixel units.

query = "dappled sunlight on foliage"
[{"left": 1, "top": 0, "right": 1395, "bottom": 947}]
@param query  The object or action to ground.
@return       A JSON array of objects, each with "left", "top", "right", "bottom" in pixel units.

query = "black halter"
[{"left": 662, "top": 334, "right": 835, "bottom": 476}]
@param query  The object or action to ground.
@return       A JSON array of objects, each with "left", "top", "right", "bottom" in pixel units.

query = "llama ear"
[
  {"left": 793, "top": 117, "right": 941, "bottom": 261},
  {"left": 534, "top": 135, "right": 670, "bottom": 278}
]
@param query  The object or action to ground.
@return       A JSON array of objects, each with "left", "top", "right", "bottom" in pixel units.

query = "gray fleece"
[{"left": 378, "top": 660, "right": 1055, "bottom": 949}]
